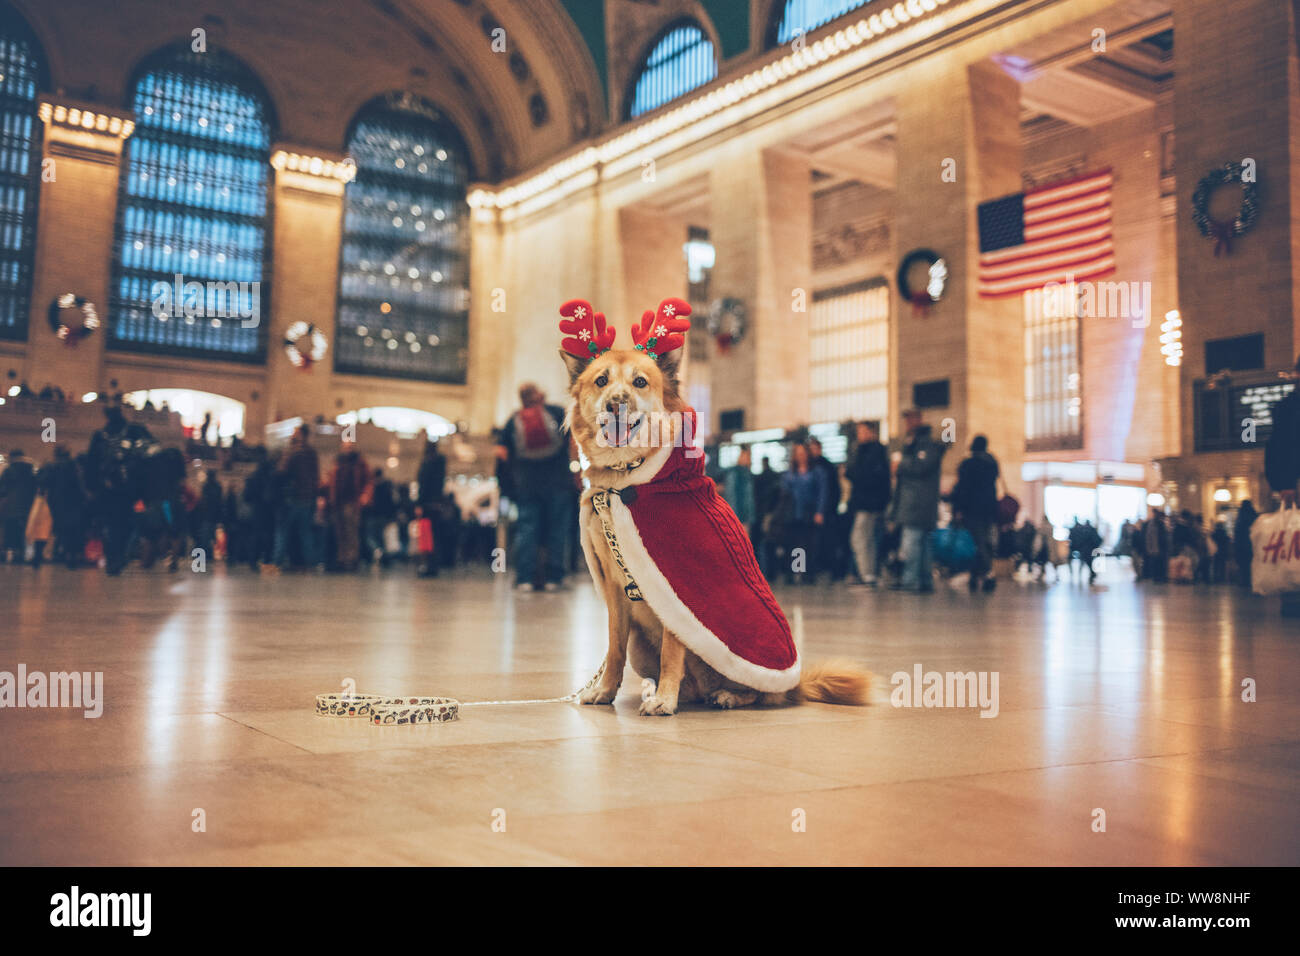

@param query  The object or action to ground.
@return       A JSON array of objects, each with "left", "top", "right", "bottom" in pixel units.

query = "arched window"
[
  {"left": 769, "top": 0, "right": 872, "bottom": 47},
  {"left": 110, "top": 46, "right": 274, "bottom": 360},
  {"left": 627, "top": 21, "right": 717, "bottom": 119},
  {"left": 0, "top": 5, "right": 45, "bottom": 341},
  {"left": 334, "top": 94, "right": 470, "bottom": 384}
]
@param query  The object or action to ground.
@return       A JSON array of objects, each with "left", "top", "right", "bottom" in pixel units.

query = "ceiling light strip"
[{"left": 471, "top": 0, "right": 994, "bottom": 216}]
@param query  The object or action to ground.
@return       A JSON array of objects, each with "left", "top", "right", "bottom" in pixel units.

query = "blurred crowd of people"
[
  {"left": 718, "top": 410, "right": 1023, "bottom": 593},
  {"left": 714, "top": 404, "right": 1293, "bottom": 594},
  {"left": 0, "top": 406, "right": 491, "bottom": 576},
  {"left": 5, "top": 357, "right": 1297, "bottom": 598}
]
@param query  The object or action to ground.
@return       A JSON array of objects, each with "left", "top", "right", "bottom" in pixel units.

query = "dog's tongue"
[{"left": 602, "top": 415, "right": 641, "bottom": 447}]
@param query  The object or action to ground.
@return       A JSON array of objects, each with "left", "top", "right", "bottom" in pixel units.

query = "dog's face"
[{"left": 561, "top": 347, "right": 685, "bottom": 469}]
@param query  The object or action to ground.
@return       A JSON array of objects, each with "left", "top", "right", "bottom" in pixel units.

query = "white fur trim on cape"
[{"left": 600, "top": 493, "right": 801, "bottom": 694}]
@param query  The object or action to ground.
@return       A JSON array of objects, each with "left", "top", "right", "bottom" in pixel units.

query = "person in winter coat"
[
  {"left": 0, "top": 448, "right": 37, "bottom": 564},
  {"left": 950, "top": 435, "right": 1001, "bottom": 592},
  {"left": 1265, "top": 356, "right": 1300, "bottom": 504},
  {"left": 241, "top": 448, "right": 275, "bottom": 570},
  {"left": 1264, "top": 356, "right": 1300, "bottom": 614},
  {"left": 1068, "top": 518, "right": 1104, "bottom": 585},
  {"left": 721, "top": 447, "right": 757, "bottom": 536},
  {"left": 846, "top": 421, "right": 890, "bottom": 586},
  {"left": 781, "top": 442, "right": 831, "bottom": 584},
  {"left": 417, "top": 439, "right": 447, "bottom": 510},
  {"left": 752, "top": 456, "right": 782, "bottom": 580},
  {"left": 274, "top": 424, "right": 320, "bottom": 571},
  {"left": 366, "top": 468, "right": 398, "bottom": 567},
  {"left": 496, "top": 383, "right": 573, "bottom": 592},
  {"left": 25, "top": 487, "right": 53, "bottom": 568},
  {"left": 889, "top": 410, "right": 947, "bottom": 592},
  {"left": 1233, "top": 500, "right": 1258, "bottom": 590},
  {"left": 43, "top": 447, "right": 87, "bottom": 568},
  {"left": 807, "top": 438, "right": 842, "bottom": 578},
  {"left": 196, "top": 469, "right": 224, "bottom": 560},
  {"left": 330, "top": 442, "right": 371, "bottom": 572}
]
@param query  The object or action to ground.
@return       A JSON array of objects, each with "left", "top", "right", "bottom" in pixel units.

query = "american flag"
[{"left": 976, "top": 169, "right": 1115, "bottom": 297}]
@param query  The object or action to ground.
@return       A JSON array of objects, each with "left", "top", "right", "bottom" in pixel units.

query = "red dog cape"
[{"left": 581, "top": 410, "right": 801, "bottom": 693}]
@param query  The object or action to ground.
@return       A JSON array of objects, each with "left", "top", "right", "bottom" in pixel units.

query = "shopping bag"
[
  {"left": 995, "top": 494, "right": 1020, "bottom": 527},
  {"left": 1250, "top": 507, "right": 1300, "bottom": 595},
  {"left": 931, "top": 526, "right": 976, "bottom": 570},
  {"left": 383, "top": 521, "right": 401, "bottom": 555}
]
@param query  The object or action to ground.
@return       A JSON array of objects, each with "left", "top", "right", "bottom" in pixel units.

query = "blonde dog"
[{"left": 559, "top": 297, "right": 870, "bottom": 716}]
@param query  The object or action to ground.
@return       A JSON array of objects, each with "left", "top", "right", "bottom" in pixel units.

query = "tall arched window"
[
  {"left": 334, "top": 94, "right": 470, "bottom": 384},
  {"left": 110, "top": 46, "right": 274, "bottom": 360},
  {"left": 627, "top": 21, "right": 717, "bottom": 119},
  {"left": 0, "top": 5, "right": 45, "bottom": 341},
  {"left": 769, "top": 0, "right": 873, "bottom": 47}
]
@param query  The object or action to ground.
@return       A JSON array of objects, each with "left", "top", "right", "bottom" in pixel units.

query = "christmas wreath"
[
  {"left": 897, "top": 248, "right": 947, "bottom": 314},
  {"left": 47, "top": 293, "right": 99, "bottom": 345},
  {"left": 706, "top": 297, "right": 747, "bottom": 352},
  {"left": 1192, "top": 162, "right": 1258, "bottom": 256},
  {"left": 284, "top": 321, "right": 328, "bottom": 368}
]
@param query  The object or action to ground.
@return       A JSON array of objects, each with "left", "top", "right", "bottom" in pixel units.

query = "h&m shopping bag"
[{"left": 1249, "top": 506, "right": 1300, "bottom": 595}]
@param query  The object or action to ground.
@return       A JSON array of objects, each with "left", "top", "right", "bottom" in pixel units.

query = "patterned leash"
[{"left": 313, "top": 665, "right": 655, "bottom": 726}]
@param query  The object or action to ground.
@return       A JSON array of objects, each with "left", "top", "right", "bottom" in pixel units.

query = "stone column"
[
  {"left": 466, "top": 201, "right": 506, "bottom": 435},
  {"left": 263, "top": 148, "right": 350, "bottom": 431},
  {"left": 24, "top": 98, "right": 134, "bottom": 401},
  {"left": 708, "top": 145, "right": 812, "bottom": 433},
  {"left": 894, "top": 61, "right": 1023, "bottom": 494},
  {"left": 1174, "top": 0, "right": 1298, "bottom": 476}
]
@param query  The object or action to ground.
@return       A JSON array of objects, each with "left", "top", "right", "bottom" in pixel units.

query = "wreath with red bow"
[
  {"left": 1192, "top": 162, "right": 1258, "bottom": 256},
  {"left": 284, "top": 321, "right": 328, "bottom": 369},
  {"left": 897, "top": 248, "right": 947, "bottom": 315},
  {"left": 47, "top": 293, "right": 99, "bottom": 345}
]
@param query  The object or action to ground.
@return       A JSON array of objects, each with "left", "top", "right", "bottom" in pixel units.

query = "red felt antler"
[
  {"left": 558, "top": 299, "right": 616, "bottom": 358},
  {"left": 630, "top": 297, "right": 691, "bottom": 359}
]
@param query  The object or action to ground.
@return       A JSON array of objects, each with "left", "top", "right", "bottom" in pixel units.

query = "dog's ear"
[
  {"left": 560, "top": 348, "right": 590, "bottom": 385},
  {"left": 656, "top": 347, "right": 683, "bottom": 387}
]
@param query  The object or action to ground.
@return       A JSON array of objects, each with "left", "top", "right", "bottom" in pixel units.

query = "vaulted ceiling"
[{"left": 11, "top": 0, "right": 605, "bottom": 181}]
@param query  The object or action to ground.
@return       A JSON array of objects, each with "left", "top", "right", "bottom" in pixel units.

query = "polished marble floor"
[{"left": 1, "top": 561, "right": 1297, "bottom": 866}]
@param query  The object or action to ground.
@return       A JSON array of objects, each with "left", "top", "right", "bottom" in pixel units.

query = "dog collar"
[{"left": 607, "top": 456, "right": 646, "bottom": 473}]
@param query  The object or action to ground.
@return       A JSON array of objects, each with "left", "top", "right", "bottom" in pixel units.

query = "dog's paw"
[
  {"left": 639, "top": 694, "right": 677, "bottom": 716},
  {"left": 707, "top": 689, "right": 756, "bottom": 710},
  {"left": 577, "top": 682, "right": 619, "bottom": 705}
]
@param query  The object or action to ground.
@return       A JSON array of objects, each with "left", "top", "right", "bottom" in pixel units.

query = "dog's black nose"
[{"left": 605, "top": 397, "right": 629, "bottom": 415}]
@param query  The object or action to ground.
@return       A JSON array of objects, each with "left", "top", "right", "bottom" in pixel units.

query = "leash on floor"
[{"left": 314, "top": 666, "right": 657, "bottom": 726}]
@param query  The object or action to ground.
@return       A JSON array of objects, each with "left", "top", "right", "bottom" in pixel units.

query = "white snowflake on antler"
[
  {"left": 578, "top": 329, "right": 591, "bottom": 341},
  {"left": 573, "top": 306, "right": 587, "bottom": 318},
  {"left": 655, "top": 325, "right": 668, "bottom": 336},
  {"left": 662, "top": 304, "right": 676, "bottom": 316}
]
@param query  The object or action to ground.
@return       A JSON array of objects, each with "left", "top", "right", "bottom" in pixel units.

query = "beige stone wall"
[
  {"left": 477, "top": 0, "right": 1190, "bottom": 493},
  {"left": 23, "top": 123, "right": 122, "bottom": 400},
  {"left": 1172, "top": 0, "right": 1298, "bottom": 502},
  {"left": 14, "top": 0, "right": 1294, "bottom": 505}
]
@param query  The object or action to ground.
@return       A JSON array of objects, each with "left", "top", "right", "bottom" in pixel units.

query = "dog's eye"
[
  {"left": 633, "top": 376, "right": 648, "bottom": 389},
  {"left": 594, "top": 374, "right": 608, "bottom": 388}
]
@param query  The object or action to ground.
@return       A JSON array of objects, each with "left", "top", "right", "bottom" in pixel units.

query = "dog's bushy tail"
[{"left": 792, "top": 659, "right": 872, "bottom": 706}]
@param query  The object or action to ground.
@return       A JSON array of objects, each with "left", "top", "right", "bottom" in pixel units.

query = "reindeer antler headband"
[
  {"left": 558, "top": 297, "right": 691, "bottom": 360},
  {"left": 558, "top": 299, "right": 616, "bottom": 358}
]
